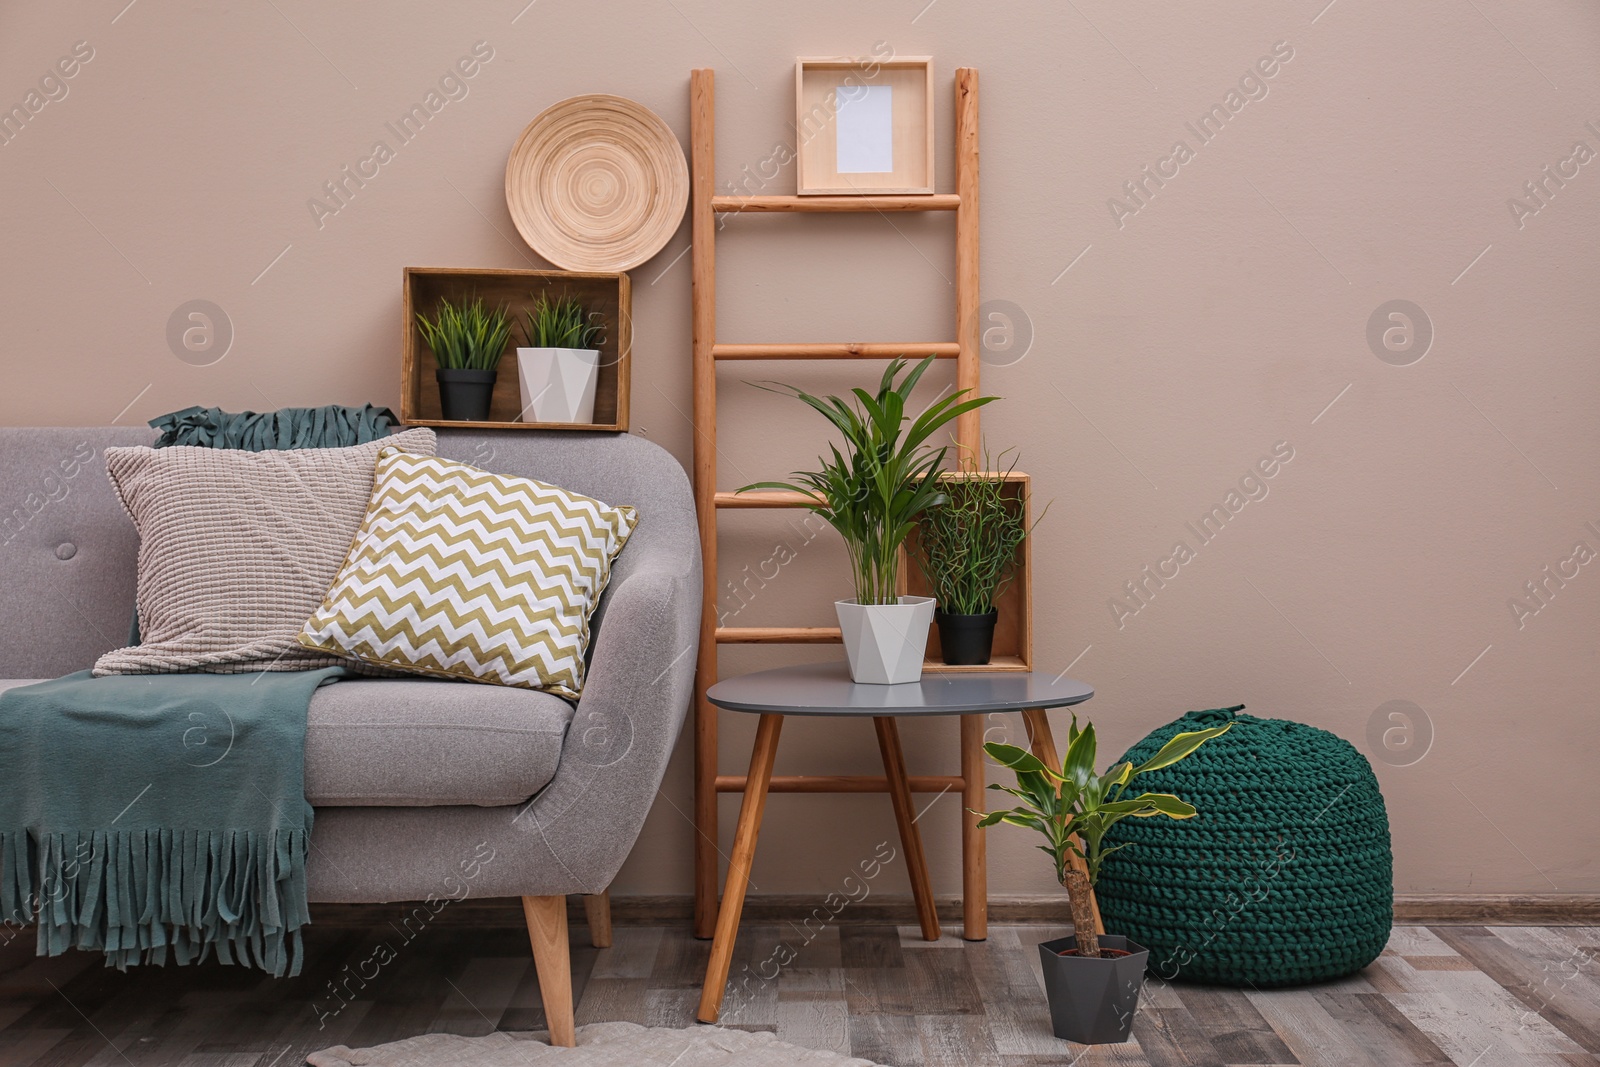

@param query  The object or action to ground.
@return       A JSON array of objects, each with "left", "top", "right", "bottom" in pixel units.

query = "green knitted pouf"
[{"left": 1095, "top": 705, "right": 1392, "bottom": 987}]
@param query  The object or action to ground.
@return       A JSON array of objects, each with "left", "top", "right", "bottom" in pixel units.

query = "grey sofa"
[{"left": 0, "top": 426, "right": 702, "bottom": 1046}]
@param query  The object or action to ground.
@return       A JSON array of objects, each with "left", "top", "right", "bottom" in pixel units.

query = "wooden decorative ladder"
[{"left": 688, "top": 66, "right": 1099, "bottom": 943}]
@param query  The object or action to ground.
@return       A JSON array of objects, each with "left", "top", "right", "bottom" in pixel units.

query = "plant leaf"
[
  {"left": 1063, "top": 721, "right": 1097, "bottom": 787},
  {"left": 983, "top": 742, "right": 1049, "bottom": 775},
  {"left": 1133, "top": 724, "right": 1233, "bottom": 775},
  {"left": 1122, "top": 792, "right": 1199, "bottom": 818}
]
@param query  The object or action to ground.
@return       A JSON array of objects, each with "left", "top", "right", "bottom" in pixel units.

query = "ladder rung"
[
  {"left": 716, "top": 626, "right": 842, "bottom": 643},
  {"left": 716, "top": 774, "right": 964, "bottom": 793},
  {"left": 710, "top": 194, "right": 960, "bottom": 213},
  {"left": 713, "top": 342, "right": 959, "bottom": 361},
  {"left": 714, "top": 490, "right": 818, "bottom": 509}
]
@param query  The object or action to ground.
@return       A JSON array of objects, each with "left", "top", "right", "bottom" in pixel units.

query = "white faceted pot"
[
  {"left": 517, "top": 347, "right": 600, "bottom": 424},
  {"left": 835, "top": 595, "right": 936, "bottom": 685}
]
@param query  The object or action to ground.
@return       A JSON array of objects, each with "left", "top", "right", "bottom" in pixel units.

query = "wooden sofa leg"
[
  {"left": 521, "top": 895, "right": 576, "bottom": 1047},
  {"left": 583, "top": 890, "right": 613, "bottom": 949}
]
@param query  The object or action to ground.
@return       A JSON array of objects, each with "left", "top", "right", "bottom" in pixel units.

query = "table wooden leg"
[
  {"left": 1020, "top": 707, "right": 1104, "bottom": 934},
  {"left": 960, "top": 713, "right": 987, "bottom": 941},
  {"left": 697, "top": 712, "right": 783, "bottom": 1023},
  {"left": 873, "top": 717, "right": 940, "bottom": 941}
]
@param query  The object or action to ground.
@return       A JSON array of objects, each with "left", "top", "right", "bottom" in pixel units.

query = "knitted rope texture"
[{"left": 1095, "top": 706, "right": 1392, "bottom": 987}]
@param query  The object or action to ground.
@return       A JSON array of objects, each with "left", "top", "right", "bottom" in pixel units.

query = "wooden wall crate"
[
  {"left": 401, "top": 266, "right": 631, "bottom": 431},
  {"left": 903, "top": 470, "right": 1033, "bottom": 672}
]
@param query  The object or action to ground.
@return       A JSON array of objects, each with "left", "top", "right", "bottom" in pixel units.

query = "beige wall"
[{"left": 3, "top": 1, "right": 1597, "bottom": 903}]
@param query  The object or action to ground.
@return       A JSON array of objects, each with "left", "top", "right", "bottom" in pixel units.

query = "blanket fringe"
[{"left": 2, "top": 827, "right": 308, "bottom": 976}]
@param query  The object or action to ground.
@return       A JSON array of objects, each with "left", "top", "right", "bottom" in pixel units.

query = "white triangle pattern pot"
[
  {"left": 835, "top": 595, "right": 936, "bottom": 684},
  {"left": 517, "top": 347, "right": 600, "bottom": 424}
]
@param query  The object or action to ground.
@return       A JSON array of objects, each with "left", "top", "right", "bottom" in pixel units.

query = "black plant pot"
[
  {"left": 436, "top": 368, "right": 497, "bottom": 421},
  {"left": 935, "top": 609, "right": 998, "bottom": 665},
  {"left": 1037, "top": 934, "right": 1149, "bottom": 1044}
]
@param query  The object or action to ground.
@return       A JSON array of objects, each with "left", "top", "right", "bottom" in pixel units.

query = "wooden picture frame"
[
  {"left": 795, "top": 56, "right": 934, "bottom": 195},
  {"left": 400, "top": 266, "right": 631, "bottom": 432}
]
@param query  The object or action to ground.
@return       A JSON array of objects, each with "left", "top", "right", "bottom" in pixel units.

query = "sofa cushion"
[
  {"left": 92, "top": 428, "right": 437, "bottom": 677},
  {"left": 298, "top": 448, "right": 636, "bottom": 699},
  {"left": 303, "top": 678, "right": 574, "bottom": 807},
  {"left": 0, "top": 677, "right": 573, "bottom": 809}
]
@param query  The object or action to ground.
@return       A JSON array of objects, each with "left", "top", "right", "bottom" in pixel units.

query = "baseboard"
[
  {"left": 307, "top": 892, "right": 1600, "bottom": 928},
  {"left": 1391, "top": 894, "right": 1600, "bottom": 924}
]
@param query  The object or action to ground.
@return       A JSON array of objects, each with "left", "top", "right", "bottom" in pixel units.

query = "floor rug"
[{"left": 308, "top": 1021, "right": 886, "bottom": 1067}]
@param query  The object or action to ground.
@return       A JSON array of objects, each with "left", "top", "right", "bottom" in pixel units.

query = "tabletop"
[{"left": 704, "top": 661, "right": 1094, "bottom": 717}]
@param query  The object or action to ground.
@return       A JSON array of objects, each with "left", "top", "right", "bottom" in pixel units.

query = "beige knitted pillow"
[{"left": 92, "top": 429, "right": 436, "bottom": 676}]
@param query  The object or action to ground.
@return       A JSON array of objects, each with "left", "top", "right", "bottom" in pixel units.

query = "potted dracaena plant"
[
  {"left": 416, "top": 295, "right": 514, "bottom": 422},
  {"left": 517, "top": 291, "right": 605, "bottom": 425},
  {"left": 912, "top": 449, "right": 1045, "bottom": 665},
  {"left": 978, "top": 716, "right": 1231, "bottom": 1044},
  {"left": 740, "top": 355, "right": 995, "bottom": 684}
]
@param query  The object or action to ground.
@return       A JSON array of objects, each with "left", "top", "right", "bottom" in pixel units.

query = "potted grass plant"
[
  {"left": 416, "top": 295, "right": 513, "bottom": 422},
  {"left": 912, "top": 450, "right": 1044, "bottom": 665},
  {"left": 739, "top": 355, "right": 995, "bottom": 684},
  {"left": 978, "top": 717, "right": 1231, "bottom": 1043},
  {"left": 517, "top": 292, "right": 605, "bottom": 424}
]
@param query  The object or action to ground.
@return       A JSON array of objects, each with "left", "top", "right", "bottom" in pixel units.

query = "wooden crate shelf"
[
  {"left": 400, "top": 266, "right": 631, "bottom": 431},
  {"left": 904, "top": 471, "right": 1033, "bottom": 672}
]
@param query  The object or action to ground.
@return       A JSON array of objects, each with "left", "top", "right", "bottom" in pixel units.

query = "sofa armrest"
[{"left": 516, "top": 534, "right": 702, "bottom": 893}]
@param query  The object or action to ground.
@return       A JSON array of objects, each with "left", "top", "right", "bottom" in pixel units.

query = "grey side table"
[{"left": 696, "top": 660, "right": 1093, "bottom": 1024}]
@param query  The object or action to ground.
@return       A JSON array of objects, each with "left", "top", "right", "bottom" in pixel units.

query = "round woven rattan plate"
[{"left": 504, "top": 94, "right": 688, "bottom": 272}]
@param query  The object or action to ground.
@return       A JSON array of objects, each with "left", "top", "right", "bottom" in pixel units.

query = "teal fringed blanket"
[
  {"left": 0, "top": 668, "right": 345, "bottom": 975},
  {"left": 149, "top": 404, "right": 397, "bottom": 450}
]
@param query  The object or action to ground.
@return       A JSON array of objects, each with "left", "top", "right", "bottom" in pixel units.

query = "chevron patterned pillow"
[{"left": 297, "top": 448, "right": 637, "bottom": 699}]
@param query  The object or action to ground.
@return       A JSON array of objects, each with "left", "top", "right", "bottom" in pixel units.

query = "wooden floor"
[{"left": 0, "top": 917, "right": 1596, "bottom": 1066}]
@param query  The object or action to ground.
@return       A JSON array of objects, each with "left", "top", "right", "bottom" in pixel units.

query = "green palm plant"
[
  {"left": 978, "top": 715, "right": 1232, "bottom": 958},
  {"left": 523, "top": 291, "right": 603, "bottom": 349},
  {"left": 415, "top": 296, "right": 513, "bottom": 371},
  {"left": 738, "top": 355, "right": 996, "bottom": 605}
]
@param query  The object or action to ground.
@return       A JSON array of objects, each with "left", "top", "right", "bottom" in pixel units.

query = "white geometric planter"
[
  {"left": 835, "top": 595, "right": 936, "bottom": 684},
  {"left": 517, "top": 347, "right": 600, "bottom": 424}
]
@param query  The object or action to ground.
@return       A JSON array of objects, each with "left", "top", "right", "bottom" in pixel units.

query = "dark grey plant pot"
[
  {"left": 935, "top": 609, "right": 998, "bottom": 665},
  {"left": 1037, "top": 934, "right": 1149, "bottom": 1044},
  {"left": 436, "top": 368, "right": 497, "bottom": 421}
]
